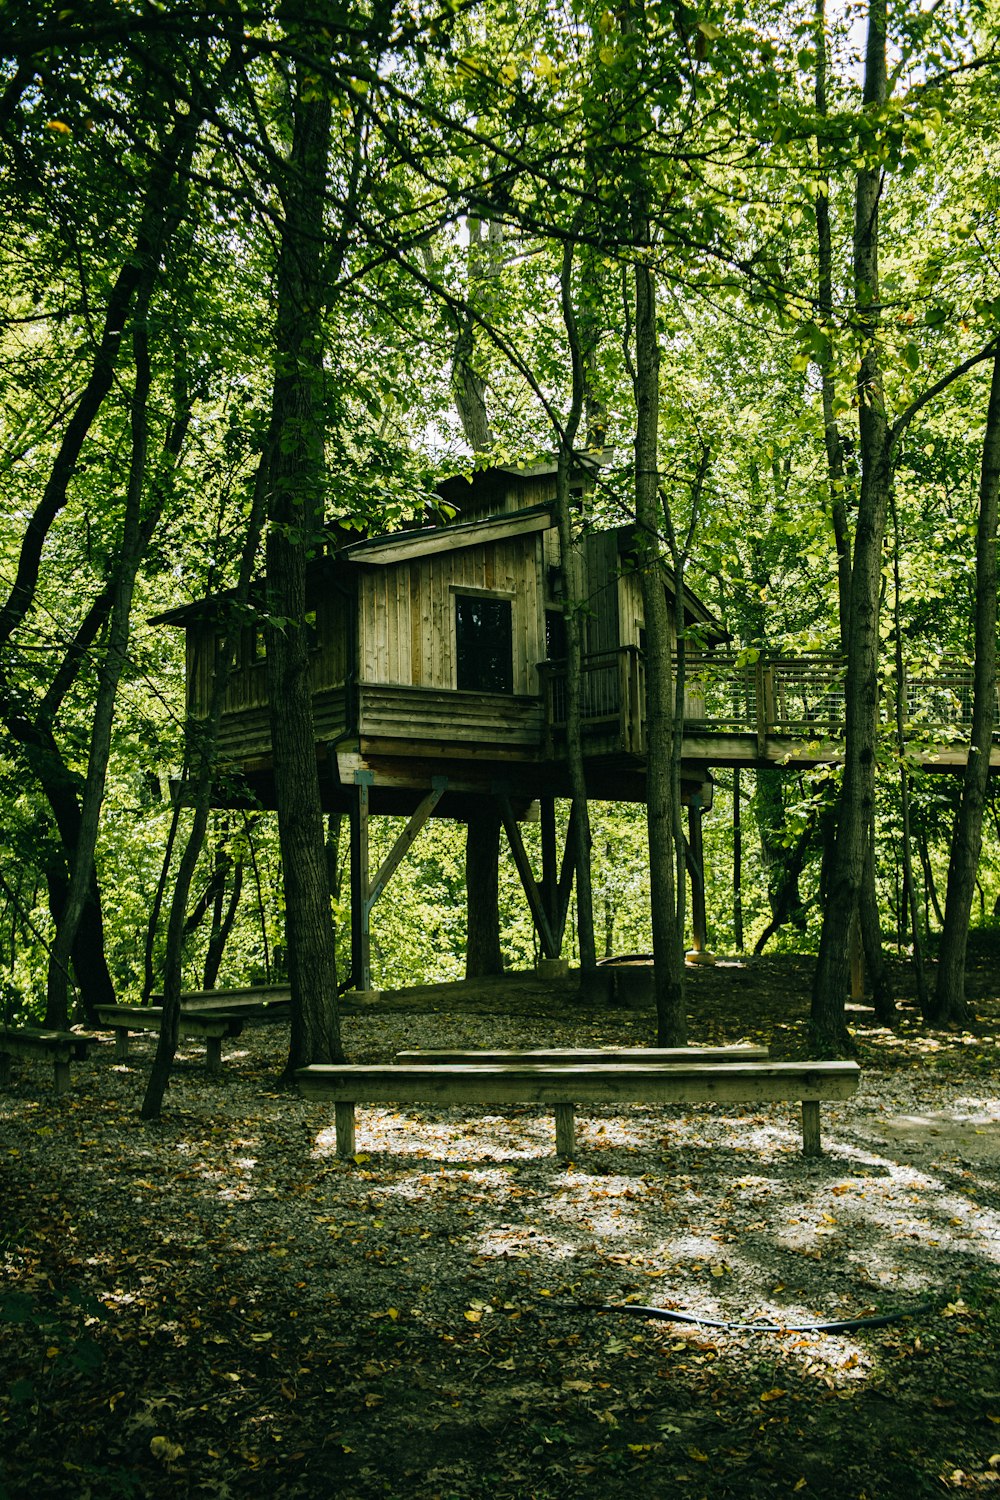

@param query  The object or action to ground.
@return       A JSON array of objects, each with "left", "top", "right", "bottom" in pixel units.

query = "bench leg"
[
  {"left": 0, "top": 1052, "right": 10, "bottom": 1087},
  {"left": 53, "top": 1059, "right": 71, "bottom": 1095},
  {"left": 335, "top": 1101, "right": 356, "bottom": 1158},
  {"left": 114, "top": 1030, "right": 129, "bottom": 1062},
  {"left": 801, "top": 1101, "right": 822, "bottom": 1157},
  {"left": 554, "top": 1102, "right": 575, "bottom": 1159},
  {"left": 205, "top": 1035, "right": 222, "bottom": 1076}
]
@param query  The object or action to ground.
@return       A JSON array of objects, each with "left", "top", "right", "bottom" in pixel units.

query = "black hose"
[{"left": 581, "top": 1299, "right": 940, "bottom": 1334}]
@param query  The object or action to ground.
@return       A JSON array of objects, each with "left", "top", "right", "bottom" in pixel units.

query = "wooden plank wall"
[
  {"left": 582, "top": 531, "right": 622, "bottom": 656},
  {"left": 358, "top": 684, "right": 544, "bottom": 752},
  {"left": 357, "top": 533, "right": 546, "bottom": 695}
]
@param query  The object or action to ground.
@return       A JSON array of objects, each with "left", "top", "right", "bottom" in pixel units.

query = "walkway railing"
[{"left": 542, "top": 648, "right": 994, "bottom": 750}]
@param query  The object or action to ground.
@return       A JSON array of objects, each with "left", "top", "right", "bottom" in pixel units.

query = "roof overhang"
[{"left": 338, "top": 504, "right": 554, "bottom": 566}]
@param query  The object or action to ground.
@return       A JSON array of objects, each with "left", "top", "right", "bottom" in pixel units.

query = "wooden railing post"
[{"left": 756, "top": 656, "right": 768, "bottom": 756}]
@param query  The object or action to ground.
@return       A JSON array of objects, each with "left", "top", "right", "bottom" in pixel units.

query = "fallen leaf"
[{"left": 150, "top": 1436, "right": 184, "bottom": 1463}]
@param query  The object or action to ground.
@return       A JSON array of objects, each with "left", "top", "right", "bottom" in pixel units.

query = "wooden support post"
[
  {"left": 335, "top": 1100, "right": 356, "bottom": 1158},
  {"left": 0, "top": 1052, "right": 11, "bottom": 1087},
  {"left": 540, "top": 796, "right": 559, "bottom": 949},
  {"left": 555, "top": 802, "right": 578, "bottom": 951},
  {"left": 688, "top": 803, "right": 708, "bottom": 956},
  {"left": 496, "top": 787, "right": 558, "bottom": 957},
  {"left": 367, "top": 779, "right": 447, "bottom": 917},
  {"left": 554, "top": 1102, "right": 575, "bottom": 1158},
  {"left": 350, "top": 771, "right": 373, "bottom": 993},
  {"left": 53, "top": 1058, "right": 71, "bottom": 1095},
  {"left": 114, "top": 1030, "right": 129, "bottom": 1061},
  {"left": 801, "top": 1100, "right": 822, "bottom": 1157},
  {"left": 205, "top": 1035, "right": 223, "bottom": 1076}
]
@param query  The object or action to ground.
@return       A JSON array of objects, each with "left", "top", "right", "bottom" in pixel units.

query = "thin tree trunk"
[
  {"left": 557, "top": 240, "right": 597, "bottom": 978},
  {"left": 633, "top": 247, "right": 685, "bottom": 1045},
  {"left": 141, "top": 478, "right": 269, "bottom": 1118},
  {"left": 930, "top": 345, "right": 1000, "bottom": 1025},
  {"left": 733, "top": 767, "right": 744, "bottom": 951},
  {"left": 45, "top": 270, "right": 157, "bottom": 1028},
  {"left": 813, "top": 0, "right": 893, "bottom": 1031},
  {"left": 811, "top": 0, "right": 890, "bottom": 1057},
  {"left": 890, "top": 497, "right": 929, "bottom": 1011},
  {"left": 203, "top": 857, "right": 244, "bottom": 991}
]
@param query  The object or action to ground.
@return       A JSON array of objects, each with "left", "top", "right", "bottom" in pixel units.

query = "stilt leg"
[{"left": 350, "top": 772, "right": 373, "bottom": 993}]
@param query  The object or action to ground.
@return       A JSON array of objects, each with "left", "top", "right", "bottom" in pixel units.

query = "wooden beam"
[
  {"left": 495, "top": 787, "right": 558, "bottom": 957},
  {"left": 687, "top": 803, "right": 708, "bottom": 955},
  {"left": 350, "top": 770, "right": 372, "bottom": 992},
  {"left": 366, "top": 777, "right": 448, "bottom": 915}
]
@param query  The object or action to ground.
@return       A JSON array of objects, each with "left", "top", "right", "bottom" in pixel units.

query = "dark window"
[
  {"left": 545, "top": 609, "right": 567, "bottom": 660},
  {"left": 455, "top": 595, "right": 513, "bottom": 694}
]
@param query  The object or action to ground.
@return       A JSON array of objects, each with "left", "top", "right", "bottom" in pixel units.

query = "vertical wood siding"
[{"left": 356, "top": 532, "right": 546, "bottom": 695}]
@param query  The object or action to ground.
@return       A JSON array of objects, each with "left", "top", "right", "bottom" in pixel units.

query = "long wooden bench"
[
  {"left": 150, "top": 985, "right": 290, "bottom": 1019},
  {"left": 297, "top": 1060, "right": 860, "bottom": 1160},
  {"left": 94, "top": 1006, "right": 244, "bottom": 1075},
  {"left": 0, "top": 1026, "right": 90, "bottom": 1095},
  {"left": 394, "top": 1046, "right": 769, "bottom": 1066}
]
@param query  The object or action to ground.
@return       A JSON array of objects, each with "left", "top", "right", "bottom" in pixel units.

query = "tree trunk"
[
  {"left": 889, "top": 495, "right": 929, "bottom": 1011},
  {"left": 465, "top": 802, "right": 504, "bottom": 977},
  {"left": 557, "top": 241, "right": 597, "bottom": 978},
  {"left": 44, "top": 262, "right": 159, "bottom": 1028},
  {"left": 633, "top": 249, "right": 685, "bottom": 1045},
  {"left": 810, "top": 0, "right": 890, "bottom": 1057},
  {"left": 203, "top": 856, "right": 244, "bottom": 991},
  {"left": 733, "top": 767, "right": 744, "bottom": 951},
  {"left": 813, "top": 0, "right": 893, "bottom": 1031},
  {"left": 930, "top": 346, "right": 1000, "bottom": 1025},
  {"left": 264, "top": 36, "right": 342, "bottom": 1074}
]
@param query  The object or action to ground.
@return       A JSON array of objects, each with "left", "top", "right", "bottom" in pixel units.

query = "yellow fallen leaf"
[
  {"left": 464, "top": 1309, "right": 483, "bottom": 1322},
  {"left": 710, "top": 1263, "right": 726, "bottom": 1277},
  {"left": 760, "top": 1388, "right": 787, "bottom": 1403},
  {"left": 687, "top": 1446, "right": 709, "bottom": 1462},
  {"left": 46, "top": 120, "right": 73, "bottom": 135},
  {"left": 150, "top": 1436, "right": 184, "bottom": 1463}
]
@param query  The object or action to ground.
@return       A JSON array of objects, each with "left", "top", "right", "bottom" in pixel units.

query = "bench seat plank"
[
  {"left": 0, "top": 1026, "right": 90, "bottom": 1094},
  {"left": 393, "top": 1046, "right": 769, "bottom": 1066},
  {"left": 298, "top": 1060, "right": 859, "bottom": 1159},
  {"left": 94, "top": 1006, "right": 244, "bottom": 1074}
]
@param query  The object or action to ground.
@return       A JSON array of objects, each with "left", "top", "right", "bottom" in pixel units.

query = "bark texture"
[{"left": 265, "top": 52, "right": 343, "bottom": 1073}]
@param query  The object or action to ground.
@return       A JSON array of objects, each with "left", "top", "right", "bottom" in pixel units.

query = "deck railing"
[{"left": 542, "top": 648, "right": 994, "bottom": 751}]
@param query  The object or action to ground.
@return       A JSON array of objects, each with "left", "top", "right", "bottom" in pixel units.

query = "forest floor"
[{"left": 3, "top": 943, "right": 1000, "bottom": 1500}]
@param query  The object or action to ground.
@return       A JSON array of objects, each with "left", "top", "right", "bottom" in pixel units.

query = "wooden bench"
[
  {"left": 94, "top": 1006, "right": 244, "bottom": 1075},
  {"left": 394, "top": 1045, "right": 769, "bottom": 1066},
  {"left": 150, "top": 985, "right": 290, "bottom": 1019},
  {"left": 0, "top": 1026, "right": 90, "bottom": 1095},
  {"left": 297, "top": 1060, "right": 860, "bottom": 1160}
]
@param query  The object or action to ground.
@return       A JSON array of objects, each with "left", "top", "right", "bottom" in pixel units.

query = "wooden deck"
[
  {"left": 202, "top": 648, "right": 999, "bottom": 815},
  {"left": 545, "top": 649, "right": 1000, "bottom": 771}
]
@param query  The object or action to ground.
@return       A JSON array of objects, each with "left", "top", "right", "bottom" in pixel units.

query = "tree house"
[{"left": 156, "top": 460, "right": 725, "bottom": 989}]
